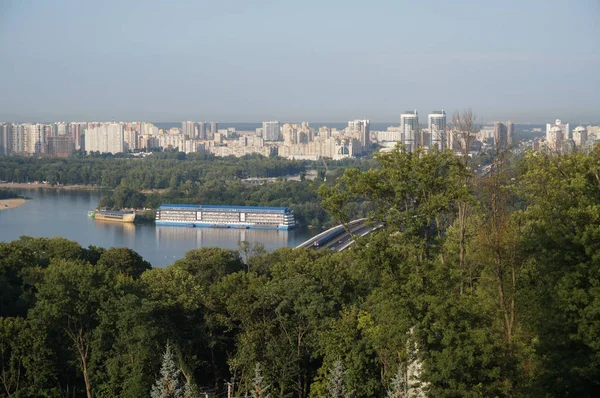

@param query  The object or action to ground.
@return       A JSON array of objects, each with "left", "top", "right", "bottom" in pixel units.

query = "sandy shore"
[
  {"left": 0, "top": 182, "right": 102, "bottom": 190},
  {"left": 0, "top": 198, "right": 27, "bottom": 211}
]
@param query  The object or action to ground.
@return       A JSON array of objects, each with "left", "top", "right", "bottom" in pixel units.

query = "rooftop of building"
[{"left": 158, "top": 203, "right": 291, "bottom": 212}]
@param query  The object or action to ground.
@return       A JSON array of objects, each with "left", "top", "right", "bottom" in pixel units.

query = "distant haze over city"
[{"left": 0, "top": 1, "right": 599, "bottom": 123}]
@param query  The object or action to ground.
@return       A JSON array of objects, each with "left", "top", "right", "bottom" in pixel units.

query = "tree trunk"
[
  {"left": 67, "top": 326, "right": 92, "bottom": 398},
  {"left": 81, "top": 354, "right": 92, "bottom": 398},
  {"left": 457, "top": 202, "right": 470, "bottom": 294}
]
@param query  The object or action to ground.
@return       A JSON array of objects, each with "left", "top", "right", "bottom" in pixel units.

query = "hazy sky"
[{"left": 1, "top": 0, "right": 599, "bottom": 123}]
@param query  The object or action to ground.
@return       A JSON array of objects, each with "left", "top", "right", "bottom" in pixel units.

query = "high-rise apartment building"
[
  {"left": 54, "top": 122, "right": 68, "bottom": 136},
  {"left": 0, "top": 124, "right": 10, "bottom": 156},
  {"left": 47, "top": 136, "right": 74, "bottom": 157},
  {"left": 197, "top": 122, "right": 206, "bottom": 139},
  {"left": 85, "top": 123, "right": 124, "bottom": 154},
  {"left": 282, "top": 123, "right": 298, "bottom": 144},
  {"left": 11, "top": 124, "right": 25, "bottom": 154},
  {"left": 141, "top": 122, "right": 158, "bottom": 136},
  {"left": 159, "top": 133, "right": 186, "bottom": 151},
  {"left": 25, "top": 124, "right": 46, "bottom": 154},
  {"left": 209, "top": 122, "right": 218, "bottom": 139},
  {"left": 428, "top": 110, "right": 446, "bottom": 151},
  {"left": 182, "top": 121, "right": 195, "bottom": 138},
  {"left": 573, "top": 126, "right": 588, "bottom": 148},
  {"left": 69, "top": 122, "right": 86, "bottom": 150},
  {"left": 263, "top": 121, "right": 281, "bottom": 141},
  {"left": 401, "top": 111, "right": 419, "bottom": 152},
  {"left": 319, "top": 126, "right": 332, "bottom": 139},
  {"left": 493, "top": 121, "right": 514, "bottom": 150},
  {"left": 107, "top": 123, "right": 124, "bottom": 154},
  {"left": 348, "top": 119, "right": 370, "bottom": 150},
  {"left": 124, "top": 129, "right": 138, "bottom": 151},
  {"left": 546, "top": 125, "right": 564, "bottom": 151},
  {"left": 546, "top": 119, "right": 569, "bottom": 141}
]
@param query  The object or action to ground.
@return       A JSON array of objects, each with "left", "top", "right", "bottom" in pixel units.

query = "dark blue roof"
[{"left": 158, "top": 204, "right": 291, "bottom": 212}]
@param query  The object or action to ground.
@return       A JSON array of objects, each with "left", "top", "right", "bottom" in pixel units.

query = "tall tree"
[
  {"left": 96, "top": 247, "right": 151, "bottom": 279},
  {"left": 517, "top": 150, "right": 600, "bottom": 396},
  {"left": 151, "top": 342, "right": 185, "bottom": 398},
  {"left": 28, "top": 259, "right": 115, "bottom": 398}
]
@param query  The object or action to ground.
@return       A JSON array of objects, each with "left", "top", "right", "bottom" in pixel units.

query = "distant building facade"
[
  {"left": 546, "top": 119, "right": 569, "bottom": 141},
  {"left": 262, "top": 121, "right": 281, "bottom": 141},
  {"left": 493, "top": 121, "right": 514, "bottom": 150},
  {"left": 209, "top": 122, "right": 218, "bottom": 139},
  {"left": 181, "top": 121, "right": 195, "bottom": 138},
  {"left": 47, "top": 136, "right": 75, "bottom": 157},
  {"left": 85, "top": 123, "right": 124, "bottom": 154},
  {"left": 401, "top": 111, "right": 419, "bottom": 152},
  {"left": 573, "top": 126, "right": 588, "bottom": 148},
  {"left": 347, "top": 119, "right": 370, "bottom": 152},
  {"left": 428, "top": 110, "right": 446, "bottom": 151}
]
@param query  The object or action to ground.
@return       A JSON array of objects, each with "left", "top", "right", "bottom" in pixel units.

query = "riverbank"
[
  {"left": 0, "top": 182, "right": 103, "bottom": 190},
  {"left": 0, "top": 198, "right": 27, "bottom": 210},
  {"left": 0, "top": 182, "right": 167, "bottom": 194}
]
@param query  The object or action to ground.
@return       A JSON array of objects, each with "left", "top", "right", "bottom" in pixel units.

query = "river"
[{"left": 0, "top": 188, "right": 322, "bottom": 267}]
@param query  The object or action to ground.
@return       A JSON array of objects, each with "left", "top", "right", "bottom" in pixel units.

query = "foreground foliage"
[{"left": 1, "top": 148, "right": 600, "bottom": 397}]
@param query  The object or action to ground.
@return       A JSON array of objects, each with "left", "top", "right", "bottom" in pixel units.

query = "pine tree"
[
  {"left": 326, "top": 360, "right": 347, "bottom": 398},
  {"left": 387, "top": 366, "right": 407, "bottom": 398},
  {"left": 183, "top": 380, "right": 195, "bottom": 398},
  {"left": 252, "top": 362, "right": 270, "bottom": 398},
  {"left": 151, "top": 342, "right": 185, "bottom": 398}
]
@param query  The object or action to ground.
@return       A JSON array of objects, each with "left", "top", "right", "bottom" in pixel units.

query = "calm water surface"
[{"left": 0, "top": 188, "right": 322, "bottom": 267}]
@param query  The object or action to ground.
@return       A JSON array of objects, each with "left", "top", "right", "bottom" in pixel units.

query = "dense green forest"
[
  {"left": 1, "top": 147, "right": 600, "bottom": 397},
  {"left": 0, "top": 153, "right": 376, "bottom": 227},
  {"left": 0, "top": 153, "right": 308, "bottom": 187}
]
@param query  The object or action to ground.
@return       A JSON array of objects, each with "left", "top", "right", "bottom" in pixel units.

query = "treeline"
[
  {"left": 0, "top": 153, "right": 310, "bottom": 187},
  {"left": 2, "top": 148, "right": 600, "bottom": 397},
  {"left": 0, "top": 152, "right": 375, "bottom": 189}
]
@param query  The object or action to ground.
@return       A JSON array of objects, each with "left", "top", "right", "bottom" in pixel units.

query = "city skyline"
[
  {"left": 5, "top": 115, "right": 599, "bottom": 160},
  {"left": 1, "top": 1, "right": 599, "bottom": 123}
]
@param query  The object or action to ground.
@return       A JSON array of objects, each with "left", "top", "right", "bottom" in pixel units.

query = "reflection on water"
[
  {"left": 93, "top": 220, "right": 136, "bottom": 234},
  {"left": 156, "top": 226, "right": 288, "bottom": 250},
  {"left": 0, "top": 188, "right": 322, "bottom": 268},
  {"left": 92, "top": 220, "right": 137, "bottom": 246}
]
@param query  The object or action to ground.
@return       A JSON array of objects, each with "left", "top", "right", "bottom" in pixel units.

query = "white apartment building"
[
  {"left": 428, "top": 110, "right": 446, "bottom": 151},
  {"left": 347, "top": 119, "right": 370, "bottom": 150},
  {"left": 184, "top": 139, "right": 205, "bottom": 154},
  {"left": 573, "top": 126, "right": 588, "bottom": 148},
  {"left": 182, "top": 121, "right": 195, "bottom": 137},
  {"left": 25, "top": 124, "right": 45, "bottom": 154},
  {"left": 401, "top": 111, "right": 419, "bottom": 152},
  {"left": 141, "top": 122, "right": 159, "bottom": 136},
  {"left": 159, "top": 133, "right": 186, "bottom": 151},
  {"left": 85, "top": 123, "right": 124, "bottom": 154},
  {"left": 546, "top": 119, "right": 569, "bottom": 141},
  {"left": 546, "top": 125, "right": 564, "bottom": 151},
  {"left": 55, "top": 122, "right": 68, "bottom": 136},
  {"left": 124, "top": 129, "right": 138, "bottom": 151},
  {"left": 376, "top": 127, "right": 402, "bottom": 142},
  {"left": 12, "top": 124, "right": 26, "bottom": 154},
  {"left": 263, "top": 121, "right": 281, "bottom": 141}
]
